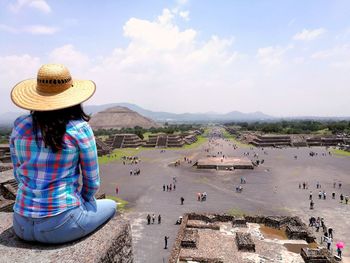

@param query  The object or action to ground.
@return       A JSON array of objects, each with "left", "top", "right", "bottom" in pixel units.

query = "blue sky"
[{"left": 1, "top": 0, "right": 350, "bottom": 116}]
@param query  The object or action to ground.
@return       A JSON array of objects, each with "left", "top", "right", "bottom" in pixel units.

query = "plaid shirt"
[{"left": 10, "top": 115, "right": 100, "bottom": 218}]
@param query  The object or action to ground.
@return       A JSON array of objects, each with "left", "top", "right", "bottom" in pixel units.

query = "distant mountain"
[
  {"left": 1, "top": 102, "right": 349, "bottom": 127},
  {"left": 85, "top": 103, "right": 274, "bottom": 122}
]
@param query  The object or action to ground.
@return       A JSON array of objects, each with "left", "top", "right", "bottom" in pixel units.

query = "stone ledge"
[{"left": 0, "top": 212, "right": 133, "bottom": 263}]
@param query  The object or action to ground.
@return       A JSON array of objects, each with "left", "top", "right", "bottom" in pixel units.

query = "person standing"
[
  {"left": 163, "top": 184, "right": 165, "bottom": 191},
  {"left": 158, "top": 214, "right": 161, "bottom": 224},
  {"left": 115, "top": 185, "right": 119, "bottom": 195},
  {"left": 164, "top": 236, "right": 169, "bottom": 249},
  {"left": 147, "top": 214, "right": 151, "bottom": 225},
  {"left": 152, "top": 214, "right": 155, "bottom": 224},
  {"left": 326, "top": 236, "right": 332, "bottom": 250},
  {"left": 309, "top": 191, "right": 313, "bottom": 200},
  {"left": 180, "top": 197, "right": 184, "bottom": 205},
  {"left": 337, "top": 247, "right": 342, "bottom": 259},
  {"left": 328, "top": 227, "right": 333, "bottom": 239}
]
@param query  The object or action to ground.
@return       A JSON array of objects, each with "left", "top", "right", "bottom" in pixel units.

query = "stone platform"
[{"left": 0, "top": 212, "right": 133, "bottom": 263}]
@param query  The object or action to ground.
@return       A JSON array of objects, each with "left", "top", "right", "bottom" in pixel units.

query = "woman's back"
[{"left": 10, "top": 114, "right": 99, "bottom": 218}]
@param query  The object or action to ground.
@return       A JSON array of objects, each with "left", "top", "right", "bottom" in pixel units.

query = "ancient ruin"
[
  {"left": 89, "top": 106, "right": 159, "bottom": 130},
  {"left": 169, "top": 213, "right": 338, "bottom": 263},
  {"left": 105, "top": 134, "right": 144, "bottom": 149},
  {"left": 194, "top": 157, "right": 254, "bottom": 170}
]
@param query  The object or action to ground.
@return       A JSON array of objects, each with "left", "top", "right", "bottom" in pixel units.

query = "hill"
[{"left": 89, "top": 106, "right": 160, "bottom": 130}]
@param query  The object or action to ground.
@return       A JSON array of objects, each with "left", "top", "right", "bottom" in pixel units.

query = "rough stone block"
[
  {"left": 232, "top": 216, "right": 247, "bottom": 227},
  {"left": 0, "top": 212, "right": 133, "bottom": 263},
  {"left": 181, "top": 229, "right": 199, "bottom": 248},
  {"left": 235, "top": 232, "right": 255, "bottom": 252}
]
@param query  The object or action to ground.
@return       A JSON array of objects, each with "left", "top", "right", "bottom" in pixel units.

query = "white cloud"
[
  {"left": 0, "top": 55, "right": 41, "bottom": 108},
  {"left": 293, "top": 57, "right": 305, "bottom": 64},
  {"left": 0, "top": 24, "right": 59, "bottom": 35},
  {"left": 311, "top": 44, "right": 350, "bottom": 69},
  {"left": 293, "top": 28, "right": 326, "bottom": 41},
  {"left": 49, "top": 44, "right": 90, "bottom": 73},
  {"left": 9, "top": 0, "right": 51, "bottom": 14},
  {"left": 86, "top": 8, "right": 242, "bottom": 112},
  {"left": 179, "top": 10, "right": 190, "bottom": 21},
  {"left": 176, "top": 0, "right": 189, "bottom": 6},
  {"left": 257, "top": 45, "right": 292, "bottom": 67},
  {"left": 0, "top": 24, "right": 18, "bottom": 34},
  {"left": 23, "top": 25, "right": 59, "bottom": 35}
]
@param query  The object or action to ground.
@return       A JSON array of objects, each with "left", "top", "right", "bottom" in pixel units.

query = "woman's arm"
[
  {"left": 9, "top": 132, "right": 20, "bottom": 183},
  {"left": 77, "top": 123, "right": 100, "bottom": 201}
]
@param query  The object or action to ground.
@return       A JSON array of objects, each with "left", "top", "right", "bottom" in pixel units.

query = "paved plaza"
[{"left": 99, "top": 128, "right": 350, "bottom": 262}]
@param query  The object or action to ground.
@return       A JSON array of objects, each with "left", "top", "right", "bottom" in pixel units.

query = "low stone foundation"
[
  {"left": 0, "top": 212, "right": 133, "bottom": 263},
  {"left": 235, "top": 232, "right": 255, "bottom": 252},
  {"left": 301, "top": 247, "right": 334, "bottom": 263},
  {"left": 186, "top": 221, "right": 220, "bottom": 230},
  {"left": 170, "top": 213, "right": 318, "bottom": 263},
  {"left": 181, "top": 229, "right": 199, "bottom": 248},
  {"left": 232, "top": 217, "right": 247, "bottom": 228}
]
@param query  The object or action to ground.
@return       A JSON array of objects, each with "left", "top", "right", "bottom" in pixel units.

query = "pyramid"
[{"left": 89, "top": 106, "right": 159, "bottom": 130}]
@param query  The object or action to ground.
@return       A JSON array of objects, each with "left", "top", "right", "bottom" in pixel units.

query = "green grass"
[
  {"left": 221, "top": 129, "right": 252, "bottom": 148},
  {"left": 314, "top": 128, "right": 332, "bottom": 135},
  {"left": 106, "top": 195, "right": 129, "bottom": 212},
  {"left": 142, "top": 132, "right": 152, "bottom": 140},
  {"left": 98, "top": 148, "right": 144, "bottom": 164},
  {"left": 183, "top": 135, "right": 208, "bottom": 149},
  {"left": 202, "top": 128, "right": 210, "bottom": 137},
  {"left": 331, "top": 148, "right": 350, "bottom": 157},
  {"left": 96, "top": 135, "right": 109, "bottom": 141},
  {"left": 227, "top": 208, "right": 247, "bottom": 217}
]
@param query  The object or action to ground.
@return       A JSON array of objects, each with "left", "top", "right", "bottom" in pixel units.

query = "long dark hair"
[{"left": 31, "top": 104, "right": 90, "bottom": 152}]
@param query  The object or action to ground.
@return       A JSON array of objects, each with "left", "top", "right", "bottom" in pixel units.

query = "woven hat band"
[{"left": 36, "top": 78, "right": 73, "bottom": 94}]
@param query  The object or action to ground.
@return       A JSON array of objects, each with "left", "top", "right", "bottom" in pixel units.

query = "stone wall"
[
  {"left": 0, "top": 212, "right": 133, "bottom": 263},
  {"left": 168, "top": 214, "right": 189, "bottom": 263}
]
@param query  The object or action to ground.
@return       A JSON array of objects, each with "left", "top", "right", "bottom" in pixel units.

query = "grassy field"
[
  {"left": 331, "top": 148, "right": 350, "bottom": 157},
  {"left": 227, "top": 208, "right": 247, "bottom": 216},
  {"left": 222, "top": 129, "right": 252, "bottom": 148},
  {"left": 98, "top": 148, "right": 144, "bottom": 164},
  {"left": 106, "top": 195, "right": 129, "bottom": 212},
  {"left": 165, "top": 135, "right": 208, "bottom": 150}
]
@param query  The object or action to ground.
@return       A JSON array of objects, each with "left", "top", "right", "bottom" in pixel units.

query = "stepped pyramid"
[{"left": 89, "top": 106, "right": 159, "bottom": 130}]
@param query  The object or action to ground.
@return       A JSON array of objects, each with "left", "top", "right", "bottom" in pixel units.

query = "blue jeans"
[{"left": 13, "top": 199, "right": 117, "bottom": 244}]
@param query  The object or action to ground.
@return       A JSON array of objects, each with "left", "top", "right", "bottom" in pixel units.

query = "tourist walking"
[
  {"left": 164, "top": 236, "right": 169, "bottom": 249},
  {"left": 328, "top": 227, "right": 333, "bottom": 239},
  {"left": 180, "top": 197, "right": 185, "bottom": 205},
  {"left": 158, "top": 214, "right": 161, "bottom": 224},
  {"left": 309, "top": 191, "right": 312, "bottom": 200},
  {"left": 147, "top": 214, "right": 151, "bottom": 225},
  {"left": 337, "top": 247, "right": 342, "bottom": 259},
  {"left": 326, "top": 236, "right": 332, "bottom": 250},
  {"left": 152, "top": 214, "right": 155, "bottom": 224},
  {"left": 163, "top": 184, "right": 165, "bottom": 191},
  {"left": 115, "top": 185, "right": 119, "bottom": 195}
]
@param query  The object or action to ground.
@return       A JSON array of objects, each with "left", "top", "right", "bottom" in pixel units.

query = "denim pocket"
[{"left": 38, "top": 209, "right": 86, "bottom": 244}]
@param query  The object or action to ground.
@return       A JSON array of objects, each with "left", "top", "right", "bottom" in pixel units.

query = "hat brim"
[{"left": 11, "top": 79, "right": 96, "bottom": 111}]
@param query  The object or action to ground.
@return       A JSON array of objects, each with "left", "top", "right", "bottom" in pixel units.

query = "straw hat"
[{"left": 11, "top": 64, "right": 96, "bottom": 111}]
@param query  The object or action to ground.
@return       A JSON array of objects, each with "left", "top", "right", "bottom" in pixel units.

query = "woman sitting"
[{"left": 10, "top": 64, "right": 116, "bottom": 244}]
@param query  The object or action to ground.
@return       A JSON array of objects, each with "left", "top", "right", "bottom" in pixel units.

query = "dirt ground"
[{"left": 99, "top": 128, "right": 350, "bottom": 262}]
